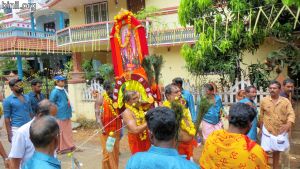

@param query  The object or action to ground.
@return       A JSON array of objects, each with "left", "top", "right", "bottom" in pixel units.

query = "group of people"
[
  {"left": 94, "top": 77, "right": 296, "bottom": 169},
  {"left": 0, "top": 76, "right": 296, "bottom": 169},
  {"left": 0, "top": 75, "right": 76, "bottom": 169}
]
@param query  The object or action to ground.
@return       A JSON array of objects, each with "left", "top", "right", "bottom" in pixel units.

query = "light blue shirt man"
[
  {"left": 49, "top": 88, "right": 72, "bottom": 120},
  {"left": 3, "top": 94, "right": 32, "bottom": 127},
  {"left": 126, "top": 145, "right": 200, "bottom": 169},
  {"left": 22, "top": 151, "right": 61, "bottom": 169}
]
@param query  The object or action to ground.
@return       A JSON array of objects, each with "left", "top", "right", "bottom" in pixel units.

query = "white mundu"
[{"left": 261, "top": 125, "right": 289, "bottom": 152}]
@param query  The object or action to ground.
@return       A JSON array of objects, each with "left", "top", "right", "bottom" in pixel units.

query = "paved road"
[
  {"left": 1, "top": 120, "right": 299, "bottom": 169},
  {"left": 0, "top": 128, "right": 132, "bottom": 169}
]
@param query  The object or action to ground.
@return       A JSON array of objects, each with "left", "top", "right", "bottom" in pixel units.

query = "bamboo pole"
[{"left": 271, "top": 5, "right": 286, "bottom": 28}]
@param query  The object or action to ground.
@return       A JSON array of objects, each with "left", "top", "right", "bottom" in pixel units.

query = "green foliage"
[
  {"left": 179, "top": 0, "right": 213, "bottom": 27},
  {"left": 141, "top": 54, "right": 164, "bottom": 84},
  {"left": 134, "top": 6, "right": 159, "bottom": 20},
  {"left": 0, "top": 58, "right": 30, "bottom": 73},
  {"left": 179, "top": 0, "right": 299, "bottom": 84},
  {"left": 63, "top": 61, "right": 73, "bottom": 79},
  {"left": 64, "top": 61, "right": 73, "bottom": 73},
  {"left": 195, "top": 96, "right": 213, "bottom": 135},
  {"left": 22, "top": 71, "right": 55, "bottom": 95},
  {"left": 151, "top": 55, "right": 164, "bottom": 84},
  {"left": 247, "top": 62, "right": 270, "bottom": 90},
  {"left": 282, "top": 0, "right": 295, "bottom": 6},
  {"left": 98, "top": 64, "right": 114, "bottom": 82},
  {"left": 142, "top": 57, "right": 154, "bottom": 84},
  {"left": 170, "top": 101, "right": 184, "bottom": 140},
  {"left": 267, "top": 44, "right": 300, "bottom": 76},
  {"left": 82, "top": 59, "right": 95, "bottom": 81}
]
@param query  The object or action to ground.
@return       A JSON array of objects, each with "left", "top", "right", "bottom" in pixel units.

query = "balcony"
[
  {"left": 148, "top": 27, "right": 197, "bottom": 46},
  {"left": 56, "top": 20, "right": 198, "bottom": 47},
  {"left": 56, "top": 21, "right": 114, "bottom": 46},
  {"left": 0, "top": 27, "right": 55, "bottom": 39},
  {"left": 0, "top": 27, "right": 62, "bottom": 55}
]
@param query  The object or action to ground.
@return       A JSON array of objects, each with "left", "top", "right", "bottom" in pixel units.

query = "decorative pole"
[{"left": 17, "top": 55, "right": 23, "bottom": 80}]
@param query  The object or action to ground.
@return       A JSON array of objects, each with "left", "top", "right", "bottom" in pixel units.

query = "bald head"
[
  {"left": 36, "top": 99, "right": 57, "bottom": 117},
  {"left": 30, "top": 116, "right": 59, "bottom": 148},
  {"left": 123, "top": 90, "right": 138, "bottom": 103}
]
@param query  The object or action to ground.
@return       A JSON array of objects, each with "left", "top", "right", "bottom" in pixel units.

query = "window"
[
  {"left": 64, "top": 19, "right": 70, "bottom": 28},
  {"left": 44, "top": 22, "right": 55, "bottom": 32},
  {"left": 85, "top": 2, "right": 108, "bottom": 24}
]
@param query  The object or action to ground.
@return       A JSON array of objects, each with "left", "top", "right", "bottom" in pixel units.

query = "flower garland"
[
  {"left": 163, "top": 100, "right": 196, "bottom": 136},
  {"left": 125, "top": 103, "right": 147, "bottom": 140},
  {"left": 114, "top": 11, "right": 133, "bottom": 48},
  {"left": 103, "top": 92, "right": 118, "bottom": 116}
]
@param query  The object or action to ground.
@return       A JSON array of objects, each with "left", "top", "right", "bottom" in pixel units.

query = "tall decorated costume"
[
  {"left": 99, "top": 91, "right": 122, "bottom": 169},
  {"left": 109, "top": 10, "right": 162, "bottom": 155}
]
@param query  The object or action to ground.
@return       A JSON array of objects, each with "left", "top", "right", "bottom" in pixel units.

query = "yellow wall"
[
  {"left": 149, "top": 46, "right": 192, "bottom": 85},
  {"left": 148, "top": 38, "right": 285, "bottom": 87},
  {"left": 68, "top": 0, "right": 128, "bottom": 26},
  {"left": 107, "top": 0, "right": 127, "bottom": 20},
  {"left": 146, "top": 0, "right": 180, "bottom": 9},
  {"left": 68, "top": 5, "right": 85, "bottom": 26},
  {"left": 241, "top": 38, "right": 285, "bottom": 79}
]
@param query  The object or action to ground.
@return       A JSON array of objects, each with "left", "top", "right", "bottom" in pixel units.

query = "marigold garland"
[
  {"left": 125, "top": 103, "right": 147, "bottom": 140},
  {"left": 114, "top": 11, "right": 133, "bottom": 48},
  {"left": 103, "top": 92, "right": 118, "bottom": 116},
  {"left": 163, "top": 100, "right": 196, "bottom": 136}
]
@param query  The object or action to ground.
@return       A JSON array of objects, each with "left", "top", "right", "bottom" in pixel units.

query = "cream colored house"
[
  {"left": 43, "top": 0, "right": 287, "bottom": 119},
  {"left": 47, "top": 0, "right": 286, "bottom": 86}
]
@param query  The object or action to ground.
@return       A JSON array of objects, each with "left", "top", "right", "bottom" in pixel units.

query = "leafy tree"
[
  {"left": 179, "top": 0, "right": 300, "bottom": 85},
  {"left": 0, "top": 58, "right": 30, "bottom": 74}
]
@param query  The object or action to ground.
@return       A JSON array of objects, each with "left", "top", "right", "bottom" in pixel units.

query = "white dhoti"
[
  {"left": 11, "top": 126, "right": 19, "bottom": 142},
  {"left": 261, "top": 126, "right": 289, "bottom": 152}
]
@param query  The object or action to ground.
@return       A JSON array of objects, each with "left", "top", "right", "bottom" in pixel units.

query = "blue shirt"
[
  {"left": 49, "top": 88, "right": 72, "bottom": 120},
  {"left": 126, "top": 145, "right": 200, "bottom": 169},
  {"left": 22, "top": 151, "right": 61, "bottom": 169},
  {"left": 3, "top": 94, "right": 32, "bottom": 127},
  {"left": 239, "top": 98, "right": 258, "bottom": 141},
  {"left": 202, "top": 95, "right": 223, "bottom": 125},
  {"left": 182, "top": 90, "right": 196, "bottom": 122},
  {"left": 27, "top": 92, "right": 46, "bottom": 115}
]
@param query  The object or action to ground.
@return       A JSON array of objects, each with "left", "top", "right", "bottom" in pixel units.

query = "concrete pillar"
[
  {"left": 17, "top": 56, "right": 23, "bottom": 80},
  {"left": 68, "top": 52, "right": 85, "bottom": 84},
  {"left": 30, "top": 12, "right": 35, "bottom": 32},
  {"left": 58, "top": 12, "right": 65, "bottom": 30}
]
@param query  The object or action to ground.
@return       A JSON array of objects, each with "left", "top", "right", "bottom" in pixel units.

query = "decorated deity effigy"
[{"left": 110, "top": 9, "right": 161, "bottom": 109}]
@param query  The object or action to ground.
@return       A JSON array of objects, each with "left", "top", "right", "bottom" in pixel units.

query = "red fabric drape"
[{"left": 109, "top": 16, "right": 149, "bottom": 76}]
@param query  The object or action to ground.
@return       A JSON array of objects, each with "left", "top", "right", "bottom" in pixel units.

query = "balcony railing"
[
  {"left": 56, "top": 21, "right": 115, "bottom": 46},
  {"left": 56, "top": 20, "right": 197, "bottom": 47},
  {"left": 148, "top": 27, "right": 197, "bottom": 46},
  {"left": 0, "top": 27, "right": 55, "bottom": 39}
]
